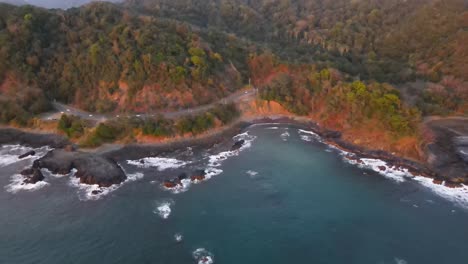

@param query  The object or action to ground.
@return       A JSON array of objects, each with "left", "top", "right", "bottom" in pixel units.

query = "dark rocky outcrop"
[
  {"left": 33, "top": 149, "right": 126, "bottom": 187},
  {"left": 231, "top": 140, "right": 245, "bottom": 151},
  {"left": 163, "top": 180, "right": 179, "bottom": 188},
  {"left": 18, "top": 150, "right": 35, "bottom": 159},
  {"left": 163, "top": 170, "right": 207, "bottom": 189},
  {"left": 191, "top": 169, "right": 206, "bottom": 181},
  {"left": 21, "top": 167, "right": 44, "bottom": 184}
]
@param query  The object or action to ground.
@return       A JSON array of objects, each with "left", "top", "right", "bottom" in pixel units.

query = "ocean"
[{"left": 1, "top": 124, "right": 468, "bottom": 264}]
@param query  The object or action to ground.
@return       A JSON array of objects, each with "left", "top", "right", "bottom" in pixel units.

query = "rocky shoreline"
[
  {"left": 0, "top": 128, "right": 127, "bottom": 188},
  {"left": 249, "top": 117, "right": 465, "bottom": 187},
  {"left": 1, "top": 116, "right": 466, "bottom": 191}
]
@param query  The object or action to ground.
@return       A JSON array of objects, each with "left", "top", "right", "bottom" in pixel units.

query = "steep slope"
[
  {"left": 127, "top": 0, "right": 467, "bottom": 82},
  {"left": 0, "top": 2, "right": 250, "bottom": 124}
]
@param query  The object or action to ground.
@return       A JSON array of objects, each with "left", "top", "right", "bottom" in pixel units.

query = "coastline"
[{"left": 0, "top": 115, "right": 464, "bottom": 188}]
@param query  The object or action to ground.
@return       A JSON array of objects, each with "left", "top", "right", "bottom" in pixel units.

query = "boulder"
[
  {"left": 91, "top": 190, "right": 103, "bottom": 195},
  {"left": 20, "top": 168, "right": 34, "bottom": 176},
  {"left": 34, "top": 149, "right": 126, "bottom": 187},
  {"left": 445, "top": 181, "right": 462, "bottom": 188},
  {"left": 18, "top": 150, "right": 36, "bottom": 159},
  {"left": 73, "top": 155, "right": 127, "bottom": 187},
  {"left": 231, "top": 139, "right": 245, "bottom": 151},
  {"left": 22, "top": 168, "right": 44, "bottom": 184},
  {"left": 191, "top": 169, "right": 206, "bottom": 182},
  {"left": 432, "top": 178, "right": 443, "bottom": 185},
  {"left": 378, "top": 166, "right": 387, "bottom": 171},
  {"left": 163, "top": 180, "right": 179, "bottom": 188}
]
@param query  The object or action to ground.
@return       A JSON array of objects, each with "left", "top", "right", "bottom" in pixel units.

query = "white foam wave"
[
  {"left": 165, "top": 178, "right": 192, "bottom": 194},
  {"left": 298, "top": 129, "right": 323, "bottom": 142},
  {"left": 69, "top": 177, "right": 120, "bottom": 201},
  {"left": 343, "top": 153, "right": 468, "bottom": 209},
  {"left": 5, "top": 174, "right": 49, "bottom": 193},
  {"left": 344, "top": 157, "right": 411, "bottom": 183},
  {"left": 413, "top": 176, "right": 468, "bottom": 208},
  {"left": 164, "top": 132, "right": 255, "bottom": 194},
  {"left": 174, "top": 233, "right": 183, "bottom": 242},
  {"left": 126, "top": 172, "right": 144, "bottom": 182},
  {"left": 0, "top": 145, "right": 51, "bottom": 168},
  {"left": 207, "top": 132, "right": 256, "bottom": 169},
  {"left": 280, "top": 131, "right": 290, "bottom": 141},
  {"left": 266, "top": 127, "right": 279, "bottom": 130},
  {"left": 69, "top": 166, "right": 144, "bottom": 201},
  {"left": 41, "top": 168, "right": 69, "bottom": 178},
  {"left": 154, "top": 200, "right": 174, "bottom": 219},
  {"left": 127, "top": 157, "right": 189, "bottom": 171},
  {"left": 0, "top": 154, "right": 20, "bottom": 167},
  {"left": 300, "top": 135, "right": 312, "bottom": 142},
  {"left": 246, "top": 170, "right": 258, "bottom": 177},
  {"left": 193, "top": 248, "right": 214, "bottom": 264}
]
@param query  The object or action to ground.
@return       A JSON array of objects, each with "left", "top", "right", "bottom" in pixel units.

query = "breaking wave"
[
  {"left": 5, "top": 174, "right": 49, "bottom": 193},
  {"left": 127, "top": 157, "right": 189, "bottom": 171},
  {"left": 192, "top": 248, "right": 214, "bottom": 264},
  {"left": 69, "top": 167, "right": 144, "bottom": 201},
  {"left": 154, "top": 199, "right": 174, "bottom": 219},
  {"left": 0, "top": 145, "right": 51, "bottom": 168}
]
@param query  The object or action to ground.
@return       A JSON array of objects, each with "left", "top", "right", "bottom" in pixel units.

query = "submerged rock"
[{"left": 18, "top": 150, "right": 36, "bottom": 159}]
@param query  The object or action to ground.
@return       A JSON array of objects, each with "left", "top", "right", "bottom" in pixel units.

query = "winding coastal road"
[{"left": 41, "top": 88, "right": 256, "bottom": 122}]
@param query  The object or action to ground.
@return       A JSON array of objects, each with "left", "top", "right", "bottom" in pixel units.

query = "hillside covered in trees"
[{"left": 0, "top": 0, "right": 466, "bottom": 128}]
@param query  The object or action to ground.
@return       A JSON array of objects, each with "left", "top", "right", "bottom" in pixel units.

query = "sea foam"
[
  {"left": 154, "top": 200, "right": 174, "bottom": 219},
  {"left": 0, "top": 145, "right": 51, "bottom": 168},
  {"left": 127, "top": 157, "right": 189, "bottom": 170},
  {"left": 246, "top": 170, "right": 259, "bottom": 177},
  {"left": 297, "top": 129, "right": 322, "bottom": 142},
  {"left": 69, "top": 166, "right": 144, "bottom": 201},
  {"left": 174, "top": 233, "right": 183, "bottom": 242},
  {"left": 342, "top": 150, "right": 468, "bottom": 208},
  {"left": 5, "top": 174, "right": 50, "bottom": 193},
  {"left": 192, "top": 248, "right": 214, "bottom": 264},
  {"left": 165, "top": 132, "right": 256, "bottom": 194},
  {"left": 3, "top": 145, "right": 52, "bottom": 194}
]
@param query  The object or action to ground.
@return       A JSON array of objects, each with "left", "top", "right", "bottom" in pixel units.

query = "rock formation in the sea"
[
  {"left": 163, "top": 180, "right": 178, "bottom": 188},
  {"left": 32, "top": 149, "right": 126, "bottom": 187},
  {"left": 18, "top": 150, "right": 36, "bottom": 159},
  {"left": 191, "top": 169, "right": 206, "bottom": 181},
  {"left": 163, "top": 170, "right": 208, "bottom": 188},
  {"left": 163, "top": 173, "right": 190, "bottom": 188},
  {"left": 231, "top": 139, "right": 245, "bottom": 151},
  {"left": 20, "top": 167, "right": 44, "bottom": 184}
]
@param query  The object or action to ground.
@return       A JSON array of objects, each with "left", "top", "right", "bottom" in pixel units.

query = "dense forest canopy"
[
  {"left": 0, "top": 0, "right": 122, "bottom": 9},
  {"left": 0, "top": 0, "right": 466, "bottom": 126}
]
